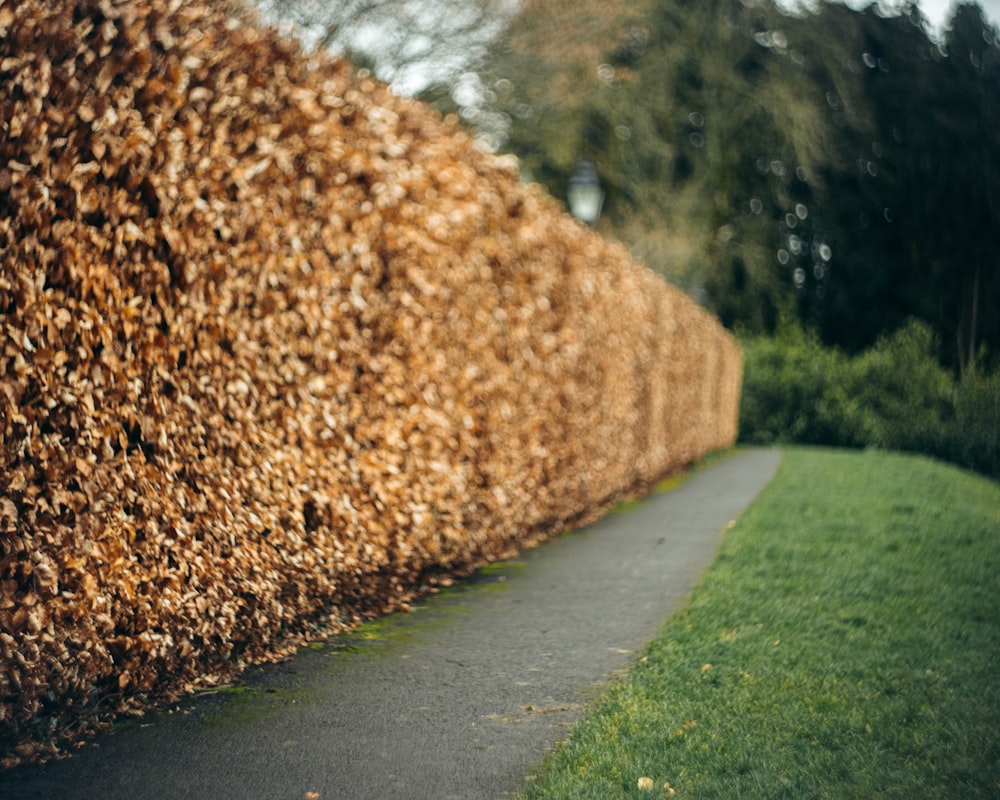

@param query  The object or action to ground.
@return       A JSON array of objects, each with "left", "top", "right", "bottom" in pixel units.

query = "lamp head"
[{"left": 567, "top": 158, "right": 604, "bottom": 225}]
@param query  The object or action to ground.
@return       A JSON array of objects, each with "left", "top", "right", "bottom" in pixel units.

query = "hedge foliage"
[
  {"left": 740, "top": 319, "right": 1000, "bottom": 479},
  {"left": 0, "top": 0, "right": 741, "bottom": 764}
]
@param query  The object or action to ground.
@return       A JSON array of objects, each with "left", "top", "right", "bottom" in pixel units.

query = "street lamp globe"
[{"left": 567, "top": 158, "right": 604, "bottom": 225}]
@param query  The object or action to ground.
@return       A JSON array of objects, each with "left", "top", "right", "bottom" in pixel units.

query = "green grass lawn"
[{"left": 520, "top": 447, "right": 1000, "bottom": 799}]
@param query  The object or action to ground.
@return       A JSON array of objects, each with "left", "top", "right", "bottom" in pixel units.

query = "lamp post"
[{"left": 567, "top": 158, "right": 604, "bottom": 225}]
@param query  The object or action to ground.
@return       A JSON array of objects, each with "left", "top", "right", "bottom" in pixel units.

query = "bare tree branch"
[{"left": 254, "top": 0, "right": 517, "bottom": 94}]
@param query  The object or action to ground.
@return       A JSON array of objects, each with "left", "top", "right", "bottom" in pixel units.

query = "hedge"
[{"left": 0, "top": 0, "right": 741, "bottom": 764}]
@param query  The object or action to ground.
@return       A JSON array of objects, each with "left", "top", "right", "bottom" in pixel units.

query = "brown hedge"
[{"left": 0, "top": 0, "right": 741, "bottom": 765}]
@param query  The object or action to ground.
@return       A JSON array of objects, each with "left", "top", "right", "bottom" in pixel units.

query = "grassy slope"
[{"left": 521, "top": 447, "right": 1000, "bottom": 799}]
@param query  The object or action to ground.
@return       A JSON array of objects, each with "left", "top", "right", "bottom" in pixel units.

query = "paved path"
[{"left": 1, "top": 448, "right": 781, "bottom": 800}]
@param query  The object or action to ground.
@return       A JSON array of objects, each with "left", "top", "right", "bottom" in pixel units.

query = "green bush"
[
  {"left": 738, "top": 323, "right": 860, "bottom": 448},
  {"left": 739, "top": 319, "right": 1000, "bottom": 480},
  {"left": 949, "top": 368, "right": 1000, "bottom": 478},
  {"left": 844, "top": 320, "right": 956, "bottom": 455}
]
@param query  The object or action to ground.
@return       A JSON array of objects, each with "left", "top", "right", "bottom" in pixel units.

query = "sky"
[
  {"left": 890, "top": 0, "right": 1000, "bottom": 32},
  {"left": 781, "top": 1, "right": 1000, "bottom": 35}
]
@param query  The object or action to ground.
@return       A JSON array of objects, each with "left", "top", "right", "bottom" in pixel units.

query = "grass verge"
[{"left": 520, "top": 447, "right": 1000, "bottom": 799}]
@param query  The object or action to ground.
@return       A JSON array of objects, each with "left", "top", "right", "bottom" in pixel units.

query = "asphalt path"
[{"left": 1, "top": 448, "right": 781, "bottom": 800}]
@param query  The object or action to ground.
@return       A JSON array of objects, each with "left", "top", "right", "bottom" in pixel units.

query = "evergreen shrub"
[
  {"left": 739, "top": 320, "right": 999, "bottom": 480},
  {"left": 949, "top": 368, "right": 1000, "bottom": 478}
]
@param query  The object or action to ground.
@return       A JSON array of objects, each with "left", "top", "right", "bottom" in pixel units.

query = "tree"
[
  {"left": 253, "top": 0, "right": 515, "bottom": 95},
  {"left": 786, "top": 2, "right": 1000, "bottom": 370},
  {"left": 471, "top": 0, "right": 643, "bottom": 170},
  {"left": 781, "top": 2, "right": 936, "bottom": 353},
  {"left": 928, "top": 3, "right": 1000, "bottom": 372},
  {"left": 483, "top": 0, "right": 832, "bottom": 332}
]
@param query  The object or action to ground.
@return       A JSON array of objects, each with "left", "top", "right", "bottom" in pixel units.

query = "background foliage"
[
  {"left": 739, "top": 319, "right": 1000, "bottom": 478},
  {"left": 470, "top": 0, "right": 999, "bottom": 375}
]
